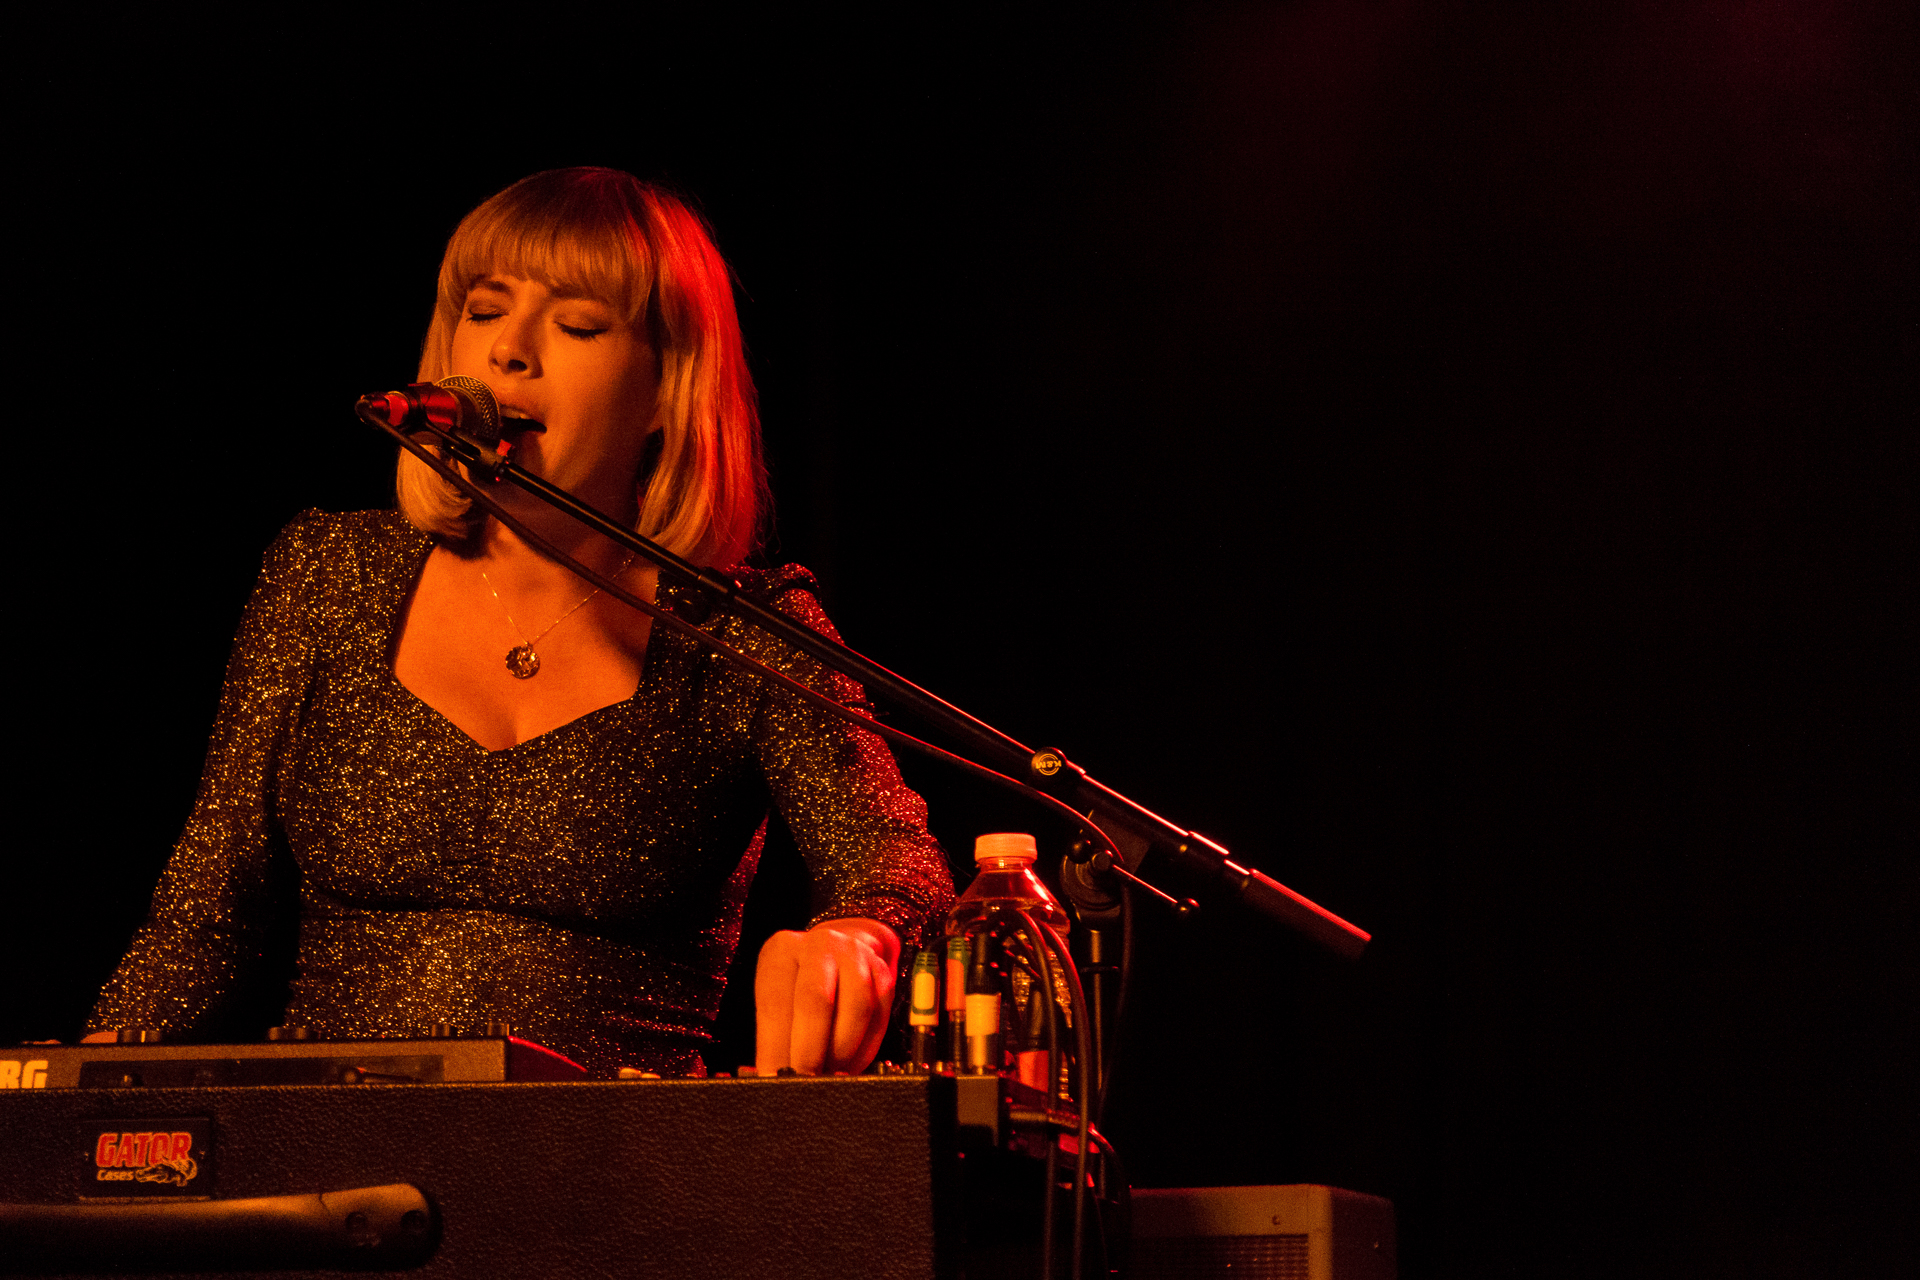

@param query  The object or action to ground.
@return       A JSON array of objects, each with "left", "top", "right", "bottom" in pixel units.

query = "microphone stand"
[
  {"left": 356, "top": 401, "right": 1370, "bottom": 962},
  {"left": 365, "top": 403, "right": 1366, "bottom": 1279}
]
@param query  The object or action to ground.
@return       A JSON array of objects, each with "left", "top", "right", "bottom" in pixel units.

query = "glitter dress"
[{"left": 88, "top": 510, "right": 955, "bottom": 1075}]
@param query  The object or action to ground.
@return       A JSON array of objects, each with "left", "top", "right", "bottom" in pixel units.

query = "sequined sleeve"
[
  {"left": 85, "top": 519, "right": 324, "bottom": 1035},
  {"left": 726, "top": 574, "right": 956, "bottom": 954},
  {"left": 87, "top": 513, "right": 956, "bottom": 1056}
]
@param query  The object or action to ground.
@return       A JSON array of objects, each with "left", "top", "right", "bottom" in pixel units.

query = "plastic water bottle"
[
  {"left": 943, "top": 833, "right": 1070, "bottom": 1076},
  {"left": 945, "top": 832, "right": 1070, "bottom": 935}
]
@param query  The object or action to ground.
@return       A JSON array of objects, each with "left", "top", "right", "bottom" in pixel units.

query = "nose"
[{"left": 489, "top": 310, "right": 540, "bottom": 377}]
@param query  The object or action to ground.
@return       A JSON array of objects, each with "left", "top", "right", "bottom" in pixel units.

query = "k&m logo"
[{"left": 0, "top": 1059, "right": 49, "bottom": 1089}]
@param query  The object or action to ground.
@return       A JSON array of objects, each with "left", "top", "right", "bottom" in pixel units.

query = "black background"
[{"left": 8, "top": 6, "right": 1914, "bottom": 1276}]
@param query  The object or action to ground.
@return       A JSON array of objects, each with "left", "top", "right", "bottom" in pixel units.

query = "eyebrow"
[{"left": 466, "top": 276, "right": 608, "bottom": 303}]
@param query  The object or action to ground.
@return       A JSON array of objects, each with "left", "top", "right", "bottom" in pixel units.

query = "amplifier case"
[
  {"left": 1131, "top": 1184, "right": 1396, "bottom": 1280},
  {"left": 0, "top": 1076, "right": 996, "bottom": 1279}
]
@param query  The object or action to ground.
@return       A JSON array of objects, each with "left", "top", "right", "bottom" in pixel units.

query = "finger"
[
  {"left": 869, "top": 949, "right": 898, "bottom": 1014},
  {"left": 829, "top": 940, "right": 875, "bottom": 1074},
  {"left": 849, "top": 965, "right": 892, "bottom": 1073},
  {"left": 857, "top": 956, "right": 898, "bottom": 1069},
  {"left": 836, "top": 937, "right": 898, "bottom": 1073},
  {"left": 754, "top": 931, "right": 802, "bottom": 1074},
  {"left": 788, "top": 945, "right": 839, "bottom": 1075},
  {"left": 829, "top": 942, "right": 879, "bottom": 1070}
]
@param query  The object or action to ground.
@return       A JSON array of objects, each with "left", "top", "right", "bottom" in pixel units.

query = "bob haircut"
[{"left": 398, "top": 168, "right": 767, "bottom": 568}]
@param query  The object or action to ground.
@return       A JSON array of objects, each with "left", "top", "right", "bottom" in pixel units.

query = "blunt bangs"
[{"left": 436, "top": 172, "right": 656, "bottom": 329}]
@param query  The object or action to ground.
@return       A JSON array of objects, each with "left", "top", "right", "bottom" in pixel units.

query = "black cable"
[
  {"left": 1024, "top": 914, "right": 1092, "bottom": 1280},
  {"left": 1087, "top": 1128, "right": 1131, "bottom": 1280},
  {"left": 1012, "top": 918, "right": 1065, "bottom": 1280},
  {"left": 1096, "top": 880, "right": 1135, "bottom": 1128},
  {"left": 1089, "top": 1169, "right": 1110, "bottom": 1280},
  {"left": 1002, "top": 919, "right": 1126, "bottom": 1280},
  {"left": 1041, "top": 1124, "right": 1059, "bottom": 1279}
]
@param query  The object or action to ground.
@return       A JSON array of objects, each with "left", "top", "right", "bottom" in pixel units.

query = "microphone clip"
[{"left": 355, "top": 385, "right": 515, "bottom": 483}]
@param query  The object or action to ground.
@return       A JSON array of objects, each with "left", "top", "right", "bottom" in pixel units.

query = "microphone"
[{"left": 356, "top": 376, "right": 506, "bottom": 444}]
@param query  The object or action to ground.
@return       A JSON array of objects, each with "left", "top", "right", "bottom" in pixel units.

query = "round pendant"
[{"left": 506, "top": 644, "right": 541, "bottom": 679}]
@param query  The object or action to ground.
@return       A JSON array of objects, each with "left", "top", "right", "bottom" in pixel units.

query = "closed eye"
[{"left": 558, "top": 324, "right": 609, "bottom": 340}]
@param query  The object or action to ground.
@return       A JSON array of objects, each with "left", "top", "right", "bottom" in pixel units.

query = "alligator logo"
[
  {"left": 133, "top": 1151, "right": 201, "bottom": 1188},
  {"left": 94, "top": 1131, "right": 201, "bottom": 1188}
]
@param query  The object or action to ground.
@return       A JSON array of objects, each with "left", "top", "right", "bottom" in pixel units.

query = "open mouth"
[{"left": 499, "top": 409, "right": 546, "bottom": 433}]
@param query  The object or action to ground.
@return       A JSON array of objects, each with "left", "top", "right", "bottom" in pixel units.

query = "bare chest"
[{"left": 392, "top": 550, "right": 657, "bottom": 751}]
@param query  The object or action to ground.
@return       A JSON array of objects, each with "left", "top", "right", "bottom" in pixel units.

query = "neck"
[
  {"left": 490, "top": 471, "right": 637, "bottom": 546},
  {"left": 467, "top": 506, "right": 640, "bottom": 598}
]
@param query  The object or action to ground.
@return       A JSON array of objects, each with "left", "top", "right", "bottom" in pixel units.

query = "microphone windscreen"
[{"left": 434, "top": 375, "right": 503, "bottom": 443}]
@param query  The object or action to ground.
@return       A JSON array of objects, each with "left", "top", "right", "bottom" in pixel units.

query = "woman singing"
[{"left": 85, "top": 168, "right": 955, "bottom": 1078}]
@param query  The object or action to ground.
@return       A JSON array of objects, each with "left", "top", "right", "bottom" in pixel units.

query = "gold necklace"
[{"left": 480, "top": 553, "right": 637, "bottom": 679}]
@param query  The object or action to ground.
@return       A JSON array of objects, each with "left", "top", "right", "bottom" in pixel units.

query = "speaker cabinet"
[{"left": 1131, "top": 1184, "right": 1396, "bottom": 1280}]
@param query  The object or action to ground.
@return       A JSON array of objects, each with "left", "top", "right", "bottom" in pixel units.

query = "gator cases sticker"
[{"left": 78, "top": 1119, "right": 213, "bottom": 1198}]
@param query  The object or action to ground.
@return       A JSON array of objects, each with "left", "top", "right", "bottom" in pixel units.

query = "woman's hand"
[{"left": 754, "top": 918, "right": 900, "bottom": 1076}]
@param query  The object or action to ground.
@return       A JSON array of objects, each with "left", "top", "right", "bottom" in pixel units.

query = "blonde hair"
[{"left": 397, "top": 168, "right": 768, "bottom": 567}]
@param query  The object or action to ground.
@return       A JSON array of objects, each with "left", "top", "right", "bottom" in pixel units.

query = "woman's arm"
[
  {"left": 734, "top": 575, "right": 955, "bottom": 1074},
  {"left": 86, "top": 516, "right": 329, "bottom": 1038}
]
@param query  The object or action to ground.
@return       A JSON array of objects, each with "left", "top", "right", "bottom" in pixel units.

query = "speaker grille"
[{"left": 1133, "top": 1232, "right": 1310, "bottom": 1279}]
